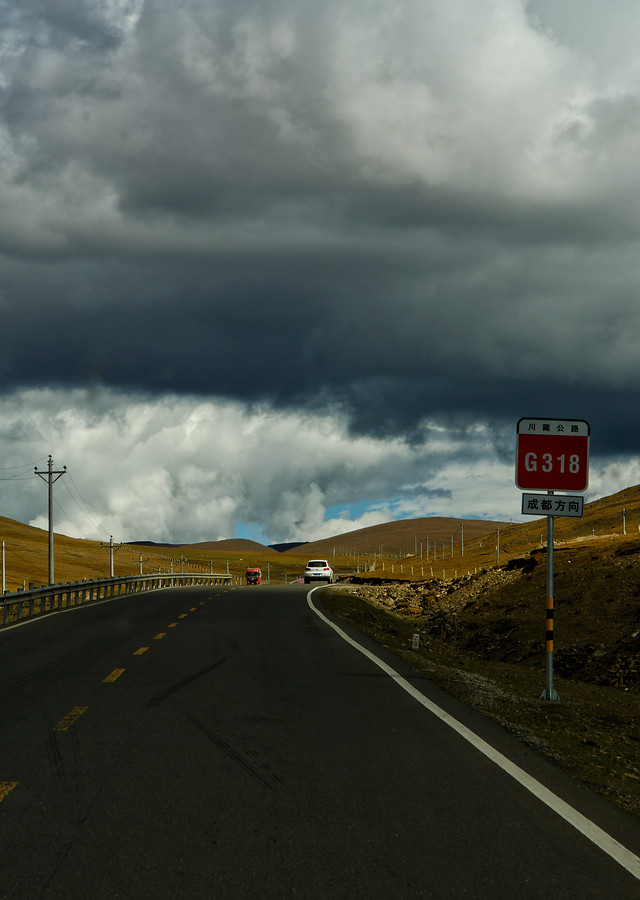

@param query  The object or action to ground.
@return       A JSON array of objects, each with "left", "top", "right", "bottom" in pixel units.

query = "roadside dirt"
[{"left": 322, "top": 539, "right": 640, "bottom": 818}]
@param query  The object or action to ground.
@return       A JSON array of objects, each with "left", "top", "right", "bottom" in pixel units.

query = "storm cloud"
[{"left": 1, "top": 1, "right": 640, "bottom": 541}]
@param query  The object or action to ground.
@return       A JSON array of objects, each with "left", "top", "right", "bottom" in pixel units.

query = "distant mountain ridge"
[
  {"left": 127, "top": 517, "right": 506, "bottom": 557},
  {"left": 269, "top": 541, "right": 308, "bottom": 553},
  {"left": 127, "top": 538, "right": 274, "bottom": 552}
]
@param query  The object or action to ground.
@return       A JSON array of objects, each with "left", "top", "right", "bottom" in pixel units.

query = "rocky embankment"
[{"left": 326, "top": 552, "right": 640, "bottom": 816}]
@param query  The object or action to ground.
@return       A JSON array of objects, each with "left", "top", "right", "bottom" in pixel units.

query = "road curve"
[{"left": 0, "top": 583, "right": 639, "bottom": 898}]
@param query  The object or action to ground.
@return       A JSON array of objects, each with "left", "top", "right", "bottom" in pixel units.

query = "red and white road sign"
[{"left": 516, "top": 418, "right": 590, "bottom": 492}]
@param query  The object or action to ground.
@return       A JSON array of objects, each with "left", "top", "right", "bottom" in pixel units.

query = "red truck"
[{"left": 246, "top": 567, "right": 262, "bottom": 585}]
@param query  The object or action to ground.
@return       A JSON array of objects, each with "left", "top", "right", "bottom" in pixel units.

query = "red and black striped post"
[{"left": 542, "top": 493, "right": 559, "bottom": 701}]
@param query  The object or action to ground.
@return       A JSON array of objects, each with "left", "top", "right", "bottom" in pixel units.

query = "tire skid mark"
[
  {"left": 146, "top": 658, "right": 227, "bottom": 707},
  {"left": 185, "top": 712, "right": 280, "bottom": 793},
  {"left": 46, "top": 729, "right": 66, "bottom": 784}
]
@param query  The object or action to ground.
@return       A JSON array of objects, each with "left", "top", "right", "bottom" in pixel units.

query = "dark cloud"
[
  {"left": 1, "top": 234, "right": 639, "bottom": 462},
  {"left": 1, "top": 0, "right": 639, "bottom": 540}
]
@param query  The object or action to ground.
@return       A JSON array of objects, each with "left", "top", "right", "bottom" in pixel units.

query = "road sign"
[
  {"left": 521, "top": 493, "right": 584, "bottom": 517},
  {"left": 516, "top": 418, "right": 589, "bottom": 492}
]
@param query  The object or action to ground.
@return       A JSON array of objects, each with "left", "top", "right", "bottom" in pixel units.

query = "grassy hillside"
[
  {"left": 287, "top": 516, "right": 505, "bottom": 561},
  {"left": 1, "top": 484, "right": 638, "bottom": 590},
  {"left": 0, "top": 517, "right": 299, "bottom": 591}
]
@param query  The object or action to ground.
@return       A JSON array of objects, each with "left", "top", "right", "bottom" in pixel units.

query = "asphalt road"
[{"left": 1, "top": 583, "right": 640, "bottom": 898}]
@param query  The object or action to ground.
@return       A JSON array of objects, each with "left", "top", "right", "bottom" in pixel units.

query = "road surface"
[{"left": 1, "top": 583, "right": 639, "bottom": 898}]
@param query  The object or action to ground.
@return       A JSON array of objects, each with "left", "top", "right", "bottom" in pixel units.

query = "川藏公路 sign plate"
[{"left": 516, "top": 418, "right": 589, "bottom": 492}]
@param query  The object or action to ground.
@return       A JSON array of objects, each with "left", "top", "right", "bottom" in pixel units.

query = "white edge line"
[{"left": 307, "top": 587, "right": 640, "bottom": 883}]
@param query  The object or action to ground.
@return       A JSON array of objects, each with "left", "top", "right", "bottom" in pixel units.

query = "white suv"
[{"left": 304, "top": 559, "right": 334, "bottom": 584}]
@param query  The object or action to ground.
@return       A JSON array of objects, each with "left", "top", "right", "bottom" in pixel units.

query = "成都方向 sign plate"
[{"left": 521, "top": 493, "right": 584, "bottom": 517}]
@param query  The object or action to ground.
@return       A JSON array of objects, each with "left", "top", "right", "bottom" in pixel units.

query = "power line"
[
  {"left": 0, "top": 474, "right": 36, "bottom": 482},
  {"left": 0, "top": 457, "right": 48, "bottom": 471},
  {"left": 61, "top": 475, "right": 111, "bottom": 539},
  {"left": 52, "top": 494, "right": 94, "bottom": 542},
  {"left": 3, "top": 456, "right": 114, "bottom": 546},
  {"left": 0, "top": 457, "right": 50, "bottom": 482}
]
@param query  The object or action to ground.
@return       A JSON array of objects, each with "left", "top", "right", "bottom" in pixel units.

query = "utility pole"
[
  {"left": 34, "top": 455, "right": 66, "bottom": 585},
  {"left": 1, "top": 540, "right": 5, "bottom": 594},
  {"left": 100, "top": 535, "right": 123, "bottom": 577}
]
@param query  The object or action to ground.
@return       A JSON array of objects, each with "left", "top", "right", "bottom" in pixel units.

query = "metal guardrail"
[{"left": 1, "top": 572, "right": 232, "bottom": 629}]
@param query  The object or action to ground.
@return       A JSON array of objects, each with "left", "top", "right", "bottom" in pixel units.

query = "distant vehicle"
[
  {"left": 246, "top": 567, "right": 261, "bottom": 585},
  {"left": 304, "top": 560, "right": 333, "bottom": 584}
]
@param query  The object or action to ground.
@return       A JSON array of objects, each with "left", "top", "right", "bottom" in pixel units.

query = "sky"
[{"left": 1, "top": 0, "right": 640, "bottom": 545}]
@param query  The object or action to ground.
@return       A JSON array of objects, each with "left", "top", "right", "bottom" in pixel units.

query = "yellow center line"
[
  {"left": 154, "top": 632, "right": 166, "bottom": 640},
  {"left": 54, "top": 706, "right": 88, "bottom": 732},
  {"left": 178, "top": 613, "right": 188, "bottom": 619},
  {"left": 103, "top": 668, "right": 125, "bottom": 683},
  {"left": 0, "top": 782, "right": 19, "bottom": 803},
  {"left": 168, "top": 622, "right": 178, "bottom": 628},
  {"left": 190, "top": 607, "right": 197, "bottom": 612},
  {"left": 133, "top": 646, "right": 149, "bottom": 656}
]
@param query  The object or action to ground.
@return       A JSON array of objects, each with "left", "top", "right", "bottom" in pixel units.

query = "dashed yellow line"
[
  {"left": 190, "top": 607, "right": 197, "bottom": 612},
  {"left": 103, "top": 668, "right": 125, "bottom": 683},
  {"left": 178, "top": 613, "right": 188, "bottom": 619},
  {"left": 0, "top": 782, "right": 18, "bottom": 803},
  {"left": 154, "top": 632, "right": 166, "bottom": 640},
  {"left": 54, "top": 706, "right": 88, "bottom": 732},
  {"left": 133, "top": 646, "right": 149, "bottom": 656},
  {"left": 168, "top": 622, "right": 178, "bottom": 628}
]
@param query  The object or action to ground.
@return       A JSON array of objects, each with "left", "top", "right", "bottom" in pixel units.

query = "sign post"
[{"left": 516, "top": 418, "right": 590, "bottom": 701}]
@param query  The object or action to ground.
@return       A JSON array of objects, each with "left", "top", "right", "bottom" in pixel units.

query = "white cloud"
[
  {"left": 1, "top": 388, "right": 635, "bottom": 545},
  {"left": 0, "top": 388, "right": 422, "bottom": 543},
  {"left": 3, "top": 0, "right": 639, "bottom": 243}
]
